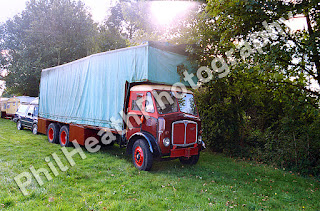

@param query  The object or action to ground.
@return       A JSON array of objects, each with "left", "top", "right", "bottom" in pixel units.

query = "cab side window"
[
  {"left": 131, "top": 93, "right": 144, "bottom": 111},
  {"left": 34, "top": 106, "right": 39, "bottom": 116},
  {"left": 27, "top": 106, "right": 35, "bottom": 116},
  {"left": 145, "top": 92, "right": 155, "bottom": 113}
]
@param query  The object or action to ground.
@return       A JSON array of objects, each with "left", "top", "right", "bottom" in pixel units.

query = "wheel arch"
[{"left": 126, "top": 132, "right": 161, "bottom": 157}]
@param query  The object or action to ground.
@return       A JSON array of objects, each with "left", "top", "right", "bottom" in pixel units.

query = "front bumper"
[{"left": 170, "top": 144, "right": 199, "bottom": 158}]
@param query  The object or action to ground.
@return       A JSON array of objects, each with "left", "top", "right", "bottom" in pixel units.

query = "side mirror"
[{"left": 28, "top": 113, "right": 32, "bottom": 116}]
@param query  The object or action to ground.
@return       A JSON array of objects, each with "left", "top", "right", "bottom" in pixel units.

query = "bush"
[{"left": 195, "top": 74, "right": 320, "bottom": 177}]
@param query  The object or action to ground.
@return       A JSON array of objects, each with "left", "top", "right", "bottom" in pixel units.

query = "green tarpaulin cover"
[{"left": 39, "top": 42, "right": 194, "bottom": 130}]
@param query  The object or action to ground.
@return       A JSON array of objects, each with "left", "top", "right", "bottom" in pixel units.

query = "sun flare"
[{"left": 150, "top": 1, "right": 195, "bottom": 26}]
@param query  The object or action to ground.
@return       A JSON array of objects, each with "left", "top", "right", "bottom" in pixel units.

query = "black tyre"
[
  {"left": 132, "top": 139, "right": 153, "bottom": 171},
  {"left": 17, "top": 120, "right": 23, "bottom": 130},
  {"left": 59, "top": 125, "right": 71, "bottom": 147},
  {"left": 47, "top": 123, "right": 60, "bottom": 144},
  {"left": 32, "top": 124, "right": 38, "bottom": 135},
  {"left": 179, "top": 154, "right": 200, "bottom": 165}
]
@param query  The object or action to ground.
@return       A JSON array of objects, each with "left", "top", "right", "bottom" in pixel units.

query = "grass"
[{"left": 0, "top": 118, "right": 319, "bottom": 210}]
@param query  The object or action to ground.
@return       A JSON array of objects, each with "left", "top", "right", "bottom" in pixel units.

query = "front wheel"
[
  {"left": 17, "top": 120, "right": 23, "bottom": 130},
  {"left": 132, "top": 139, "right": 153, "bottom": 171},
  {"left": 179, "top": 154, "right": 200, "bottom": 165},
  {"left": 32, "top": 124, "right": 38, "bottom": 135}
]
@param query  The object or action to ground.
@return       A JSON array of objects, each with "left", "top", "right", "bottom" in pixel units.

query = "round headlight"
[
  {"left": 163, "top": 138, "right": 170, "bottom": 147},
  {"left": 198, "top": 135, "right": 202, "bottom": 144}
]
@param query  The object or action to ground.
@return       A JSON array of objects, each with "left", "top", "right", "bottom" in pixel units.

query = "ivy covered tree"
[
  {"left": 188, "top": 0, "right": 320, "bottom": 95},
  {"left": 182, "top": 0, "right": 320, "bottom": 175}
]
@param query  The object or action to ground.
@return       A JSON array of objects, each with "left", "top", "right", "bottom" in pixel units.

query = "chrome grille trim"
[{"left": 171, "top": 120, "right": 198, "bottom": 147}]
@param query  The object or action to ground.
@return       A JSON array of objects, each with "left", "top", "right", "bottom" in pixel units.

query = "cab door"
[
  {"left": 126, "top": 92, "right": 145, "bottom": 140},
  {"left": 24, "top": 105, "right": 35, "bottom": 128},
  {"left": 140, "top": 92, "right": 158, "bottom": 138}
]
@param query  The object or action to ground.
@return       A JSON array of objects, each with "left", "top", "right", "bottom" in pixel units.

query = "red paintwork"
[
  {"left": 37, "top": 117, "right": 50, "bottom": 134},
  {"left": 126, "top": 91, "right": 158, "bottom": 140},
  {"left": 158, "top": 112, "right": 201, "bottom": 155},
  {"left": 125, "top": 89, "right": 202, "bottom": 157},
  {"left": 170, "top": 144, "right": 199, "bottom": 158},
  {"left": 186, "top": 122, "right": 197, "bottom": 144},
  {"left": 69, "top": 124, "right": 100, "bottom": 146},
  {"left": 173, "top": 123, "right": 185, "bottom": 145}
]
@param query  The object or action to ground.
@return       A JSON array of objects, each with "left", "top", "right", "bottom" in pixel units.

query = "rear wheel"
[
  {"left": 132, "top": 139, "right": 153, "bottom": 171},
  {"left": 59, "top": 125, "right": 71, "bottom": 147},
  {"left": 47, "top": 123, "right": 60, "bottom": 144},
  {"left": 17, "top": 120, "right": 23, "bottom": 130},
  {"left": 179, "top": 154, "right": 200, "bottom": 165},
  {"left": 32, "top": 124, "right": 38, "bottom": 135}
]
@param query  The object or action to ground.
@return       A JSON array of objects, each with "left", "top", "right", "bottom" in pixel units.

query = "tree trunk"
[{"left": 305, "top": 10, "right": 320, "bottom": 86}]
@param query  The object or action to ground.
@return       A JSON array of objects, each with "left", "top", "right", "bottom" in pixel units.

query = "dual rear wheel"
[{"left": 47, "top": 123, "right": 71, "bottom": 147}]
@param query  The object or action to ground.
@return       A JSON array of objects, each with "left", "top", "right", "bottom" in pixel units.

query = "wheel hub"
[
  {"left": 60, "top": 131, "right": 67, "bottom": 145},
  {"left": 48, "top": 128, "right": 54, "bottom": 141},
  {"left": 134, "top": 146, "right": 144, "bottom": 167}
]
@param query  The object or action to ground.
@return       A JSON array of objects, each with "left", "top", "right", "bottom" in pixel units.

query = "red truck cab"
[{"left": 125, "top": 84, "right": 204, "bottom": 170}]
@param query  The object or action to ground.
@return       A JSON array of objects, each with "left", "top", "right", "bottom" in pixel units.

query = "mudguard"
[{"left": 127, "top": 131, "right": 161, "bottom": 157}]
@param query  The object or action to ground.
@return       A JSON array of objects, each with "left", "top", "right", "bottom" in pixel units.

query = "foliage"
[
  {"left": 104, "top": 1, "right": 202, "bottom": 45},
  {"left": 0, "top": 0, "right": 98, "bottom": 96},
  {"left": 187, "top": 0, "right": 320, "bottom": 176},
  {"left": 1, "top": 118, "right": 320, "bottom": 210},
  {"left": 104, "top": 1, "right": 159, "bottom": 45},
  {"left": 191, "top": 0, "right": 320, "bottom": 94},
  {"left": 195, "top": 66, "right": 320, "bottom": 176}
]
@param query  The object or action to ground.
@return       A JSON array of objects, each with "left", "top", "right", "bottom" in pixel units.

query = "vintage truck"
[{"left": 37, "top": 41, "right": 204, "bottom": 171}]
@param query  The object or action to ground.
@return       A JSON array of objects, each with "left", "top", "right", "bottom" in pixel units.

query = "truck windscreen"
[
  {"left": 177, "top": 93, "right": 197, "bottom": 116},
  {"left": 154, "top": 90, "right": 197, "bottom": 116},
  {"left": 154, "top": 91, "right": 179, "bottom": 114}
]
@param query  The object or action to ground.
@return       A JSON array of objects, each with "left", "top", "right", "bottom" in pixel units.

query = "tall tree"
[
  {"left": 104, "top": 1, "right": 157, "bottom": 44},
  {"left": 184, "top": 0, "right": 320, "bottom": 175},
  {"left": 188, "top": 0, "right": 319, "bottom": 95},
  {"left": 0, "top": 0, "right": 97, "bottom": 96},
  {"left": 103, "top": 1, "right": 201, "bottom": 45}
]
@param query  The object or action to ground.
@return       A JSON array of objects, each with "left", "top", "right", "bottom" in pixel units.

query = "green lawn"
[{"left": 0, "top": 118, "right": 319, "bottom": 210}]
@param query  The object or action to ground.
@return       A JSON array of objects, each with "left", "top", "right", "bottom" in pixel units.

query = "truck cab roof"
[{"left": 130, "top": 84, "right": 194, "bottom": 94}]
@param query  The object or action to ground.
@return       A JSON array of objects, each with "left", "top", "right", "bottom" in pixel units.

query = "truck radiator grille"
[{"left": 172, "top": 120, "right": 197, "bottom": 146}]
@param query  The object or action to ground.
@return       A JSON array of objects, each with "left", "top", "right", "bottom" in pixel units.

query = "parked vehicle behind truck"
[
  {"left": 15, "top": 98, "right": 39, "bottom": 134},
  {"left": 37, "top": 41, "right": 204, "bottom": 171},
  {"left": 4, "top": 96, "right": 36, "bottom": 119},
  {"left": 0, "top": 98, "right": 8, "bottom": 118}
]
